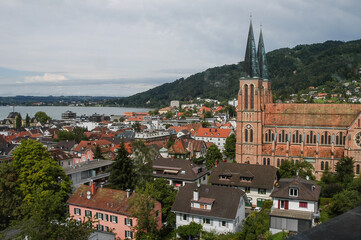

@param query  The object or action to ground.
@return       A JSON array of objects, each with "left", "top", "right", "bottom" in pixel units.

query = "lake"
[{"left": 0, "top": 106, "right": 151, "bottom": 120}]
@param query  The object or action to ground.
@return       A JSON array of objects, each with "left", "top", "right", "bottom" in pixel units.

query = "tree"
[
  {"left": 201, "top": 121, "right": 211, "bottom": 128},
  {"left": 15, "top": 113, "right": 22, "bottom": 130},
  {"left": 239, "top": 200, "right": 272, "bottom": 240},
  {"left": 176, "top": 222, "right": 202, "bottom": 240},
  {"left": 132, "top": 122, "right": 141, "bottom": 132},
  {"left": 167, "top": 135, "right": 175, "bottom": 148},
  {"left": 326, "top": 190, "right": 361, "bottom": 218},
  {"left": 25, "top": 114, "right": 30, "bottom": 127},
  {"left": 205, "top": 145, "right": 222, "bottom": 169},
  {"left": 35, "top": 111, "right": 51, "bottom": 124},
  {"left": 132, "top": 140, "right": 157, "bottom": 187},
  {"left": 203, "top": 111, "right": 213, "bottom": 119},
  {"left": 335, "top": 156, "right": 355, "bottom": 186},
  {"left": 94, "top": 144, "right": 103, "bottom": 159},
  {"left": 138, "top": 178, "right": 177, "bottom": 226},
  {"left": 278, "top": 159, "right": 315, "bottom": 180},
  {"left": 56, "top": 127, "right": 88, "bottom": 143},
  {"left": 165, "top": 111, "right": 173, "bottom": 119},
  {"left": 223, "top": 133, "right": 236, "bottom": 160},
  {"left": 129, "top": 191, "right": 160, "bottom": 240},
  {"left": 12, "top": 139, "right": 72, "bottom": 211},
  {"left": 108, "top": 142, "right": 136, "bottom": 191}
]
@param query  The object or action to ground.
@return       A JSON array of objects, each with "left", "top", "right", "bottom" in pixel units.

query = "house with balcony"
[
  {"left": 172, "top": 183, "right": 246, "bottom": 234},
  {"left": 67, "top": 183, "right": 162, "bottom": 239},
  {"left": 269, "top": 176, "right": 321, "bottom": 234},
  {"left": 209, "top": 162, "right": 278, "bottom": 208},
  {"left": 152, "top": 158, "right": 209, "bottom": 189}
]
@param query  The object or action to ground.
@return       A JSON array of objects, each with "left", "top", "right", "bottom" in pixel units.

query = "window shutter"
[
  {"left": 285, "top": 200, "right": 289, "bottom": 210},
  {"left": 115, "top": 216, "right": 118, "bottom": 223},
  {"left": 278, "top": 200, "right": 280, "bottom": 209},
  {"left": 130, "top": 231, "right": 133, "bottom": 239},
  {"left": 130, "top": 219, "right": 133, "bottom": 226},
  {"left": 124, "top": 218, "right": 127, "bottom": 225},
  {"left": 74, "top": 208, "right": 76, "bottom": 215}
]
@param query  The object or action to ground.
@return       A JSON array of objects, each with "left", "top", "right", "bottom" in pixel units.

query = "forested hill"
[{"left": 109, "top": 39, "right": 361, "bottom": 108}]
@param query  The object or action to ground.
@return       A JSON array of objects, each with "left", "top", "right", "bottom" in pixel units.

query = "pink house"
[{"left": 67, "top": 183, "right": 162, "bottom": 239}]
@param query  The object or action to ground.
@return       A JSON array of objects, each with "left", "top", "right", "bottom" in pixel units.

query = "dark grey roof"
[
  {"left": 7, "top": 112, "right": 19, "bottom": 119},
  {"left": 270, "top": 176, "right": 321, "bottom": 202},
  {"left": 288, "top": 206, "right": 361, "bottom": 240},
  {"left": 55, "top": 140, "right": 77, "bottom": 151},
  {"left": 209, "top": 162, "right": 278, "bottom": 190},
  {"left": 172, "top": 183, "right": 245, "bottom": 220},
  {"left": 153, "top": 157, "right": 209, "bottom": 181},
  {"left": 117, "top": 130, "right": 135, "bottom": 140},
  {"left": 64, "top": 160, "right": 113, "bottom": 175},
  {"left": 257, "top": 28, "right": 269, "bottom": 80},
  {"left": 244, "top": 19, "right": 259, "bottom": 78},
  {"left": 270, "top": 208, "right": 313, "bottom": 220}
]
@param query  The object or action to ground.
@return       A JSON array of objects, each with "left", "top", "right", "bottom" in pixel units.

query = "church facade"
[{"left": 236, "top": 21, "right": 361, "bottom": 179}]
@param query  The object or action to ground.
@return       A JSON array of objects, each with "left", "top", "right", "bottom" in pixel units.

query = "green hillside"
[{"left": 109, "top": 39, "right": 361, "bottom": 108}]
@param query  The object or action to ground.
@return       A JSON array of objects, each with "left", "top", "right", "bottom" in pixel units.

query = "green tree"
[
  {"left": 176, "top": 222, "right": 202, "bottom": 240},
  {"left": 201, "top": 121, "right": 211, "bottom": 128},
  {"left": 132, "top": 140, "right": 157, "bottom": 187},
  {"left": 279, "top": 159, "right": 315, "bottom": 180},
  {"left": 0, "top": 163, "right": 22, "bottom": 230},
  {"left": 129, "top": 191, "right": 160, "bottom": 240},
  {"left": 25, "top": 114, "right": 30, "bottom": 127},
  {"left": 239, "top": 200, "right": 272, "bottom": 240},
  {"left": 12, "top": 139, "right": 72, "bottom": 210},
  {"left": 335, "top": 156, "right": 355, "bottom": 186},
  {"left": 138, "top": 178, "right": 177, "bottom": 226},
  {"left": 203, "top": 111, "right": 213, "bottom": 119},
  {"left": 15, "top": 114, "right": 22, "bottom": 130},
  {"left": 35, "top": 111, "right": 51, "bottom": 124},
  {"left": 108, "top": 142, "right": 136, "bottom": 191},
  {"left": 205, "top": 145, "right": 222, "bottom": 169},
  {"left": 56, "top": 127, "right": 88, "bottom": 143},
  {"left": 223, "top": 133, "right": 236, "bottom": 160},
  {"left": 165, "top": 111, "right": 173, "bottom": 119},
  {"left": 326, "top": 190, "right": 361, "bottom": 218},
  {"left": 167, "top": 135, "right": 175, "bottom": 149},
  {"left": 94, "top": 144, "right": 103, "bottom": 159},
  {"left": 132, "top": 122, "right": 141, "bottom": 132}
]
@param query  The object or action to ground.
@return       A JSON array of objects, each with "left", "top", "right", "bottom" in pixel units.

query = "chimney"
[
  {"left": 193, "top": 188, "right": 199, "bottom": 201},
  {"left": 91, "top": 182, "right": 97, "bottom": 195},
  {"left": 126, "top": 189, "right": 131, "bottom": 198}
]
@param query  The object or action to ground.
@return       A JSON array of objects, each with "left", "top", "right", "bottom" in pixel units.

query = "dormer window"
[
  {"left": 289, "top": 188, "right": 298, "bottom": 197},
  {"left": 240, "top": 177, "right": 252, "bottom": 182},
  {"left": 219, "top": 175, "right": 231, "bottom": 180}
]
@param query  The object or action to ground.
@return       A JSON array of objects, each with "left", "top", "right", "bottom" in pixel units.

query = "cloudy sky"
[{"left": 0, "top": 0, "right": 360, "bottom": 97}]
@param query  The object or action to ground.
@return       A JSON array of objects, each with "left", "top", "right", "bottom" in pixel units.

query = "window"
[
  {"left": 85, "top": 210, "right": 92, "bottom": 217},
  {"left": 125, "top": 218, "right": 133, "bottom": 226},
  {"left": 97, "top": 224, "right": 104, "bottom": 231},
  {"left": 250, "top": 84, "right": 254, "bottom": 109},
  {"left": 258, "top": 188, "right": 266, "bottom": 194},
  {"left": 267, "top": 158, "right": 270, "bottom": 165},
  {"left": 104, "top": 226, "right": 109, "bottom": 232},
  {"left": 299, "top": 202, "right": 308, "bottom": 208},
  {"left": 289, "top": 188, "right": 298, "bottom": 197},
  {"left": 321, "top": 161, "right": 324, "bottom": 170},
  {"left": 110, "top": 215, "right": 118, "bottom": 223},
  {"left": 263, "top": 158, "right": 266, "bottom": 165},
  {"left": 325, "top": 161, "right": 329, "bottom": 170},
  {"left": 277, "top": 158, "right": 280, "bottom": 167},
  {"left": 222, "top": 220, "right": 226, "bottom": 227},
  {"left": 105, "top": 214, "right": 109, "bottom": 221},
  {"left": 356, "top": 164, "right": 360, "bottom": 174},
  {"left": 244, "top": 84, "right": 248, "bottom": 109},
  {"left": 203, "top": 218, "right": 210, "bottom": 224},
  {"left": 245, "top": 129, "right": 248, "bottom": 142},
  {"left": 250, "top": 129, "right": 253, "bottom": 142},
  {"left": 200, "top": 204, "right": 207, "bottom": 209},
  {"left": 279, "top": 200, "right": 289, "bottom": 209},
  {"left": 125, "top": 230, "right": 133, "bottom": 239},
  {"left": 97, "top": 212, "right": 103, "bottom": 220},
  {"left": 245, "top": 187, "right": 250, "bottom": 193},
  {"left": 74, "top": 208, "right": 81, "bottom": 216},
  {"left": 182, "top": 214, "right": 187, "bottom": 221}
]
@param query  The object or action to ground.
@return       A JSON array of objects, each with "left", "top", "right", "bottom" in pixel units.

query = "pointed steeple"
[
  {"left": 244, "top": 18, "right": 259, "bottom": 78},
  {"left": 257, "top": 25, "right": 269, "bottom": 80}
]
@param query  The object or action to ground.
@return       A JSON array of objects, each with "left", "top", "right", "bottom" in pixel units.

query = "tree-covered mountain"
[{"left": 108, "top": 39, "right": 361, "bottom": 108}]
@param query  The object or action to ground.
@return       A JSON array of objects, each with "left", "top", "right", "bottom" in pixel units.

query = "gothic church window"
[
  {"left": 244, "top": 85, "right": 248, "bottom": 109},
  {"left": 250, "top": 84, "right": 254, "bottom": 109},
  {"left": 357, "top": 165, "right": 360, "bottom": 174},
  {"left": 321, "top": 161, "right": 324, "bottom": 170},
  {"left": 245, "top": 129, "right": 248, "bottom": 142},
  {"left": 250, "top": 129, "right": 253, "bottom": 142}
]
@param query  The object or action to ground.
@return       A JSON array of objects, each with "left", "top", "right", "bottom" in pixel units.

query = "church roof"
[
  {"left": 244, "top": 20, "right": 259, "bottom": 78},
  {"left": 264, "top": 103, "right": 361, "bottom": 128},
  {"left": 257, "top": 28, "right": 269, "bottom": 80}
]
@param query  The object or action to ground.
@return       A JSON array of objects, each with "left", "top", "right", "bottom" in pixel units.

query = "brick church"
[{"left": 236, "top": 21, "right": 361, "bottom": 179}]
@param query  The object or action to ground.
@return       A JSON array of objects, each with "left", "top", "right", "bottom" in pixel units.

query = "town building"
[
  {"left": 67, "top": 183, "right": 162, "bottom": 239},
  {"left": 236, "top": 20, "right": 361, "bottom": 179},
  {"left": 269, "top": 176, "right": 321, "bottom": 234},
  {"left": 172, "top": 183, "right": 246, "bottom": 234},
  {"left": 195, "top": 127, "right": 233, "bottom": 152},
  {"left": 168, "top": 138, "right": 207, "bottom": 159},
  {"left": 209, "top": 162, "right": 278, "bottom": 208},
  {"left": 61, "top": 110, "right": 77, "bottom": 120},
  {"left": 153, "top": 157, "right": 209, "bottom": 189}
]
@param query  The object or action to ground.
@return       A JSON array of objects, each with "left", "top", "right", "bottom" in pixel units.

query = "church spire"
[
  {"left": 244, "top": 18, "right": 259, "bottom": 78},
  {"left": 257, "top": 25, "right": 269, "bottom": 80}
]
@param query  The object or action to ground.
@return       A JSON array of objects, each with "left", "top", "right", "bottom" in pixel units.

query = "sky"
[{"left": 0, "top": 0, "right": 360, "bottom": 97}]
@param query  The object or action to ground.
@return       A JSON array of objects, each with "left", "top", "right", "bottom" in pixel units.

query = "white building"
[
  {"left": 172, "top": 184, "right": 246, "bottom": 234},
  {"left": 195, "top": 128, "right": 233, "bottom": 151},
  {"left": 269, "top": 176, "right": 321, "bottom": 234}
]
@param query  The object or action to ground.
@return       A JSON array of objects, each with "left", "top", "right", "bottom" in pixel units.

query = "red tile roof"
[
  {"left": 195, "top": 128, "right": 232, "bottom": 138},
  {"left": 264, "top": 103, "right": 361, "bottom": 127}
]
